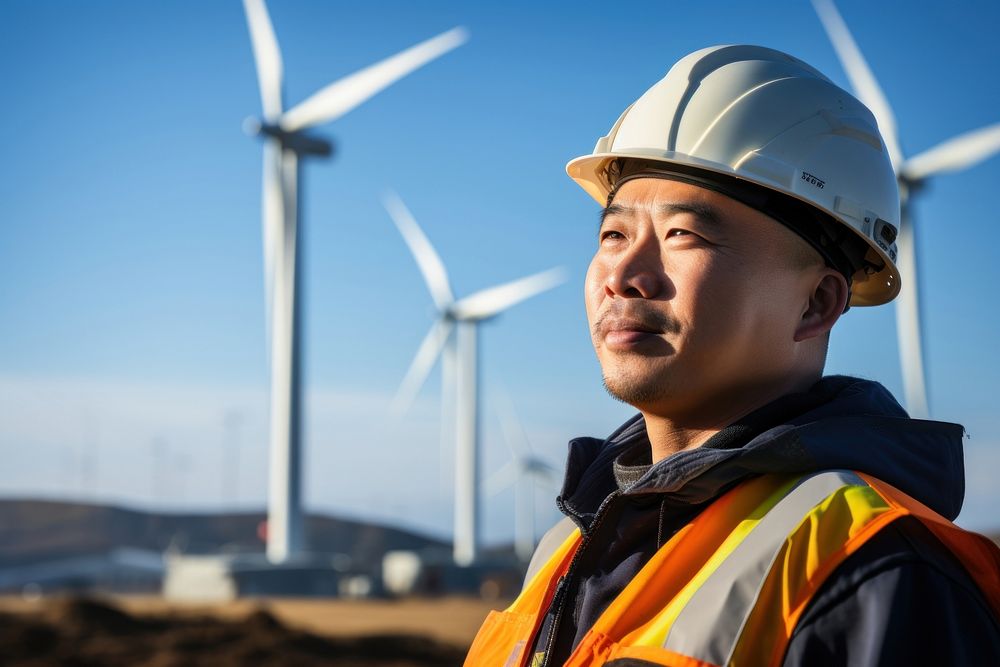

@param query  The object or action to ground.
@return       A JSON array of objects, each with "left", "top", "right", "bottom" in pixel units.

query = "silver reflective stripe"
[
  {"left": 662, "top": 470, "right": 867, "bottom": 665},
  {"left": 522, "top": 516, "right": 577, "bottom": 591},
  {"left": 503, "top": 641, "right": 526, "bottom": 667}
]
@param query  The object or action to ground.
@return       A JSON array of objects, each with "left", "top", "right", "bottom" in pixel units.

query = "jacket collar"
[{"left": 558, "top": 376, "right": 965, "bottom": 530}]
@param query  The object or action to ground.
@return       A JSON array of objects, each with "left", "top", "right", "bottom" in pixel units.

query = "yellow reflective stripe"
[
  {"left": 626, "top": 474, "right": 803, "bottom": 647},
  {"left": 781, "top": 483, "right": 892, "bottom": 620},
  {"left": 662, "top": 471, "right": 869, "bottom": 665},
  {"left": 731, "top": 481, "right": 895, "bottom": 667}
]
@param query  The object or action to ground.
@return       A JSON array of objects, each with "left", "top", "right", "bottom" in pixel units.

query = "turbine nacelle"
[
  {"left": 896, "top": 176, "right": 926, "bottom": 200},
  {"left": 522, "top": 458, "right": 556, "bottom": 478},
  {"left": 243, "top": 118, "right": 334, "bottom": 157}
]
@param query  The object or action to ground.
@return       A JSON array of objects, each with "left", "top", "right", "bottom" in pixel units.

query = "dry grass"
[{"left": 0, "top": 594, "right": 507, "bottom": 650}]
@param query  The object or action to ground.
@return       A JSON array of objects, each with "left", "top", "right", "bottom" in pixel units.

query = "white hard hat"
[{"left": 567, "top": 45, "right": 901, "bottom": 306}]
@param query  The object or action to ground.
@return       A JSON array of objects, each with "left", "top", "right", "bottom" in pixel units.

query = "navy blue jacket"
[{"left": 529, "top": 376, "right": 1000, "bottom": 666}]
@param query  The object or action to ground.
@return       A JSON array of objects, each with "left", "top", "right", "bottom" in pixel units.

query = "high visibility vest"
[{"left": 465, "top": 470, "right": 1000, "bottom": 667}]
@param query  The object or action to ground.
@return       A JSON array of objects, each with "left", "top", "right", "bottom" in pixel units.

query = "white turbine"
[
  {"left": 485, "top": 393, "right": 559, "bottom": 564},
  {"left": 383, "top": 191, "right": 566, "bottom": 566},
  {"left": 242, "top": 0, "right": 467, "bottom": 564},
  {"left": 813, "top": 0, "right": 1000, "bottom": 419}
]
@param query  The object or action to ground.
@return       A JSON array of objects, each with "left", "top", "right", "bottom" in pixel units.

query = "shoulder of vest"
[
  {"left": 800, "top": 514, "right": 998, "bottom": 624},
  {"left": 788, "top": 515, "right": 1000, "bottom": 664}
]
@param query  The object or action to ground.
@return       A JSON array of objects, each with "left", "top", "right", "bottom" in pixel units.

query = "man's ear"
[{"left": 794, "top": 271, "right": 849, "bottom": 342}]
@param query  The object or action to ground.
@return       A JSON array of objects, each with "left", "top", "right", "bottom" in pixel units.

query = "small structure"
[
  {"left": 163, "top": 552, "right": 359, "bottom": 601},
  {"left": 382, "top": 549, "right": 523, "bottom": 599}
]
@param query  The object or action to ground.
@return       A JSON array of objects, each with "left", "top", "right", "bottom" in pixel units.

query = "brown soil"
[{"left": 0, "top": 595, "right": 504, "bottom": 666}]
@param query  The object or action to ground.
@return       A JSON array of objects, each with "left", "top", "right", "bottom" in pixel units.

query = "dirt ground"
[{"left": 0, "top": 594, "right": 506, "bottom": 666}]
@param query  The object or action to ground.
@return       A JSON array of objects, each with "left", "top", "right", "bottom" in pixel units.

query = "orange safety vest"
[{"left": 465, "top": 470, "right": 1000, "bottom": 667}]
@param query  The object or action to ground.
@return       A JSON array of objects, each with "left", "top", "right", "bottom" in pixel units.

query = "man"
[{"left": 465, "top": 45, "right": 1000, "bottom": 666}]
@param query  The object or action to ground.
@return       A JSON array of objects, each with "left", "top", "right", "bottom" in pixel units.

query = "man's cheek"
[{"left": 584, "top": 274, "right": 605, "bottom": 318}]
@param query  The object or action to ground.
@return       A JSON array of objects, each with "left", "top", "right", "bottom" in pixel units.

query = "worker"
[{"left": 464, "top": 45, "right": 1000, "bottom": 666}]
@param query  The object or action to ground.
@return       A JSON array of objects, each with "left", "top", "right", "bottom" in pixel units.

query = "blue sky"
[{"left": 2, "top": 0, "right": 999, "bottom": 543}]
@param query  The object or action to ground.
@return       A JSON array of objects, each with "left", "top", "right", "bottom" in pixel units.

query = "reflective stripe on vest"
[
  {"left": 661, "top": 470, "right": 865, "bottom": 664},
  {"left": 464, "top": 470, "right": 1000, "bottom": 667}
]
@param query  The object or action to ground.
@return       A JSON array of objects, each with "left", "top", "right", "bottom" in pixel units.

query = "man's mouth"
[
  {"left": 592, "top": 304, "right": 679, "bottom": 351},
  {"left": 601, "top": 319, "right": 663, "bottom": 348}
]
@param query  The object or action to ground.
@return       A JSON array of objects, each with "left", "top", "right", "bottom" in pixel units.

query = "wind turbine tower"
[
  {"left": 384, "top": 192, "right": 566, "bottom": 566},
  {"left": 243, "top": 0, "right": 467, "bottom": 564},
  {"left": 813, "top": 0, "right": 1000, "bottom": 419},
  {"left": 485, "top": 394, "right": 558, "bottom": 563}
]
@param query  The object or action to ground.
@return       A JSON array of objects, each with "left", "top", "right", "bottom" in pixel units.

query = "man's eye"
[
  {"left": 600, "top": 230, "right": 624, "bottom": 242},
  {"left": 667, "top": 229, "right": 691, "bottom": 238}
]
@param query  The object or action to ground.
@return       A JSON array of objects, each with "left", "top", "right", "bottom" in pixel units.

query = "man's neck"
[{"left": 642, "top": 373, "right": 820, "bottom": 463}]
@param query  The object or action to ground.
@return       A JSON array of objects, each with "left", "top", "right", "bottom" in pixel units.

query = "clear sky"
[{"left": 2, "top": 0, "right": 999, "bottom": 544}]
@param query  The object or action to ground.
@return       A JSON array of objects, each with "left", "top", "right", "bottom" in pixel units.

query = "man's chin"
[{"left": 602, "top": 374, "right": 670, "bottom": 409}]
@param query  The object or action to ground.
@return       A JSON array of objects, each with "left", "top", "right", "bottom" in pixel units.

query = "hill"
[{"left": 0, "top": 498, "right": 448, "bottom": 570}]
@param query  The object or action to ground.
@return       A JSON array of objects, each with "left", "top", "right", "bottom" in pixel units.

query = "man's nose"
[{"left": 604, "top": 240, "right": 666, "bottom": 299}]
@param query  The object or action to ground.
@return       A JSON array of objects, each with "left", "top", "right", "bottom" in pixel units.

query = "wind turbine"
[
  {"left": 813, "top": 0, "right": 1000, "bottom": 419},
  {"left": 485, "top": 393, "right": 559, "bottom": 563},
  {"left": 383, "top": 191, "right": 566, "bottom": 566},
  {"left": 242, "top": 0, "right": 467, "bottom": 564}
]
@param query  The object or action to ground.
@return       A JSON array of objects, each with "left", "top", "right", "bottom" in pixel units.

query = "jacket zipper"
[{"left": 539, "top": 490, "right": 621, "bottom": 667}]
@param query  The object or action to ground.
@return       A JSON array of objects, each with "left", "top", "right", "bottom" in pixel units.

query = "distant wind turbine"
[
  {"left": 485, "top": 392, "right": 559, "bottom": 563},
  {"left": 242, "top": 0, "right": 467, "bottom": 564},
  {"left": 383, "top": 191, "right": 566, "bottom": 566},
  {"left": 813, "top": 0, "right": 1000, "bottom": 419}
]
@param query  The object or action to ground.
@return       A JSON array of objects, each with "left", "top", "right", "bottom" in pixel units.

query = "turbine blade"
[
  {"left": 383, "top": 190, "right": 455, "bottom": 310},
  {"left": 280, "top": 26, "right": 468, "bottom": 131},
  {"left": 484, "top": 460, "right": 518, "bottom": 497},
  {"left": 812, "top": 0, "right": 904, "bottom": 170},
  {"left": 901, "top": 122, "right": 1000, "bottom": 181},
  {"left": 494, "top": 388, "right": 531, "bottom": 460},
  {"left": 243, "top": 0, "right": 283, "bottom": 121},
  {"left": 391, "top": 319, "right": 454, "bottom": 417},
  {"left": 451, "top": 267, "right": 567, "bottom": 321}
]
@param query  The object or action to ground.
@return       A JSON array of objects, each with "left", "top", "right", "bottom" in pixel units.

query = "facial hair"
[{"left": 591, "top": 301, "right": 681, "bottom": 408}]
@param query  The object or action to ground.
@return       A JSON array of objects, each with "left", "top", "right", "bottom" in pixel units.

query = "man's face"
[{"left": 585, "top": 177, "right": 820, "bottom": 420}]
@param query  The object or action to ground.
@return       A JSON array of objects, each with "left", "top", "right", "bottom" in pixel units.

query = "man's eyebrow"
[
  {"left": 599, "top": 201, "right": 724, "bottom": 227},
  {"left": 657, "top": 201, "right": 723, "bottom": 226},
  {"left": 599, "top": 203, "right": 631, "bottom": 227}
]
